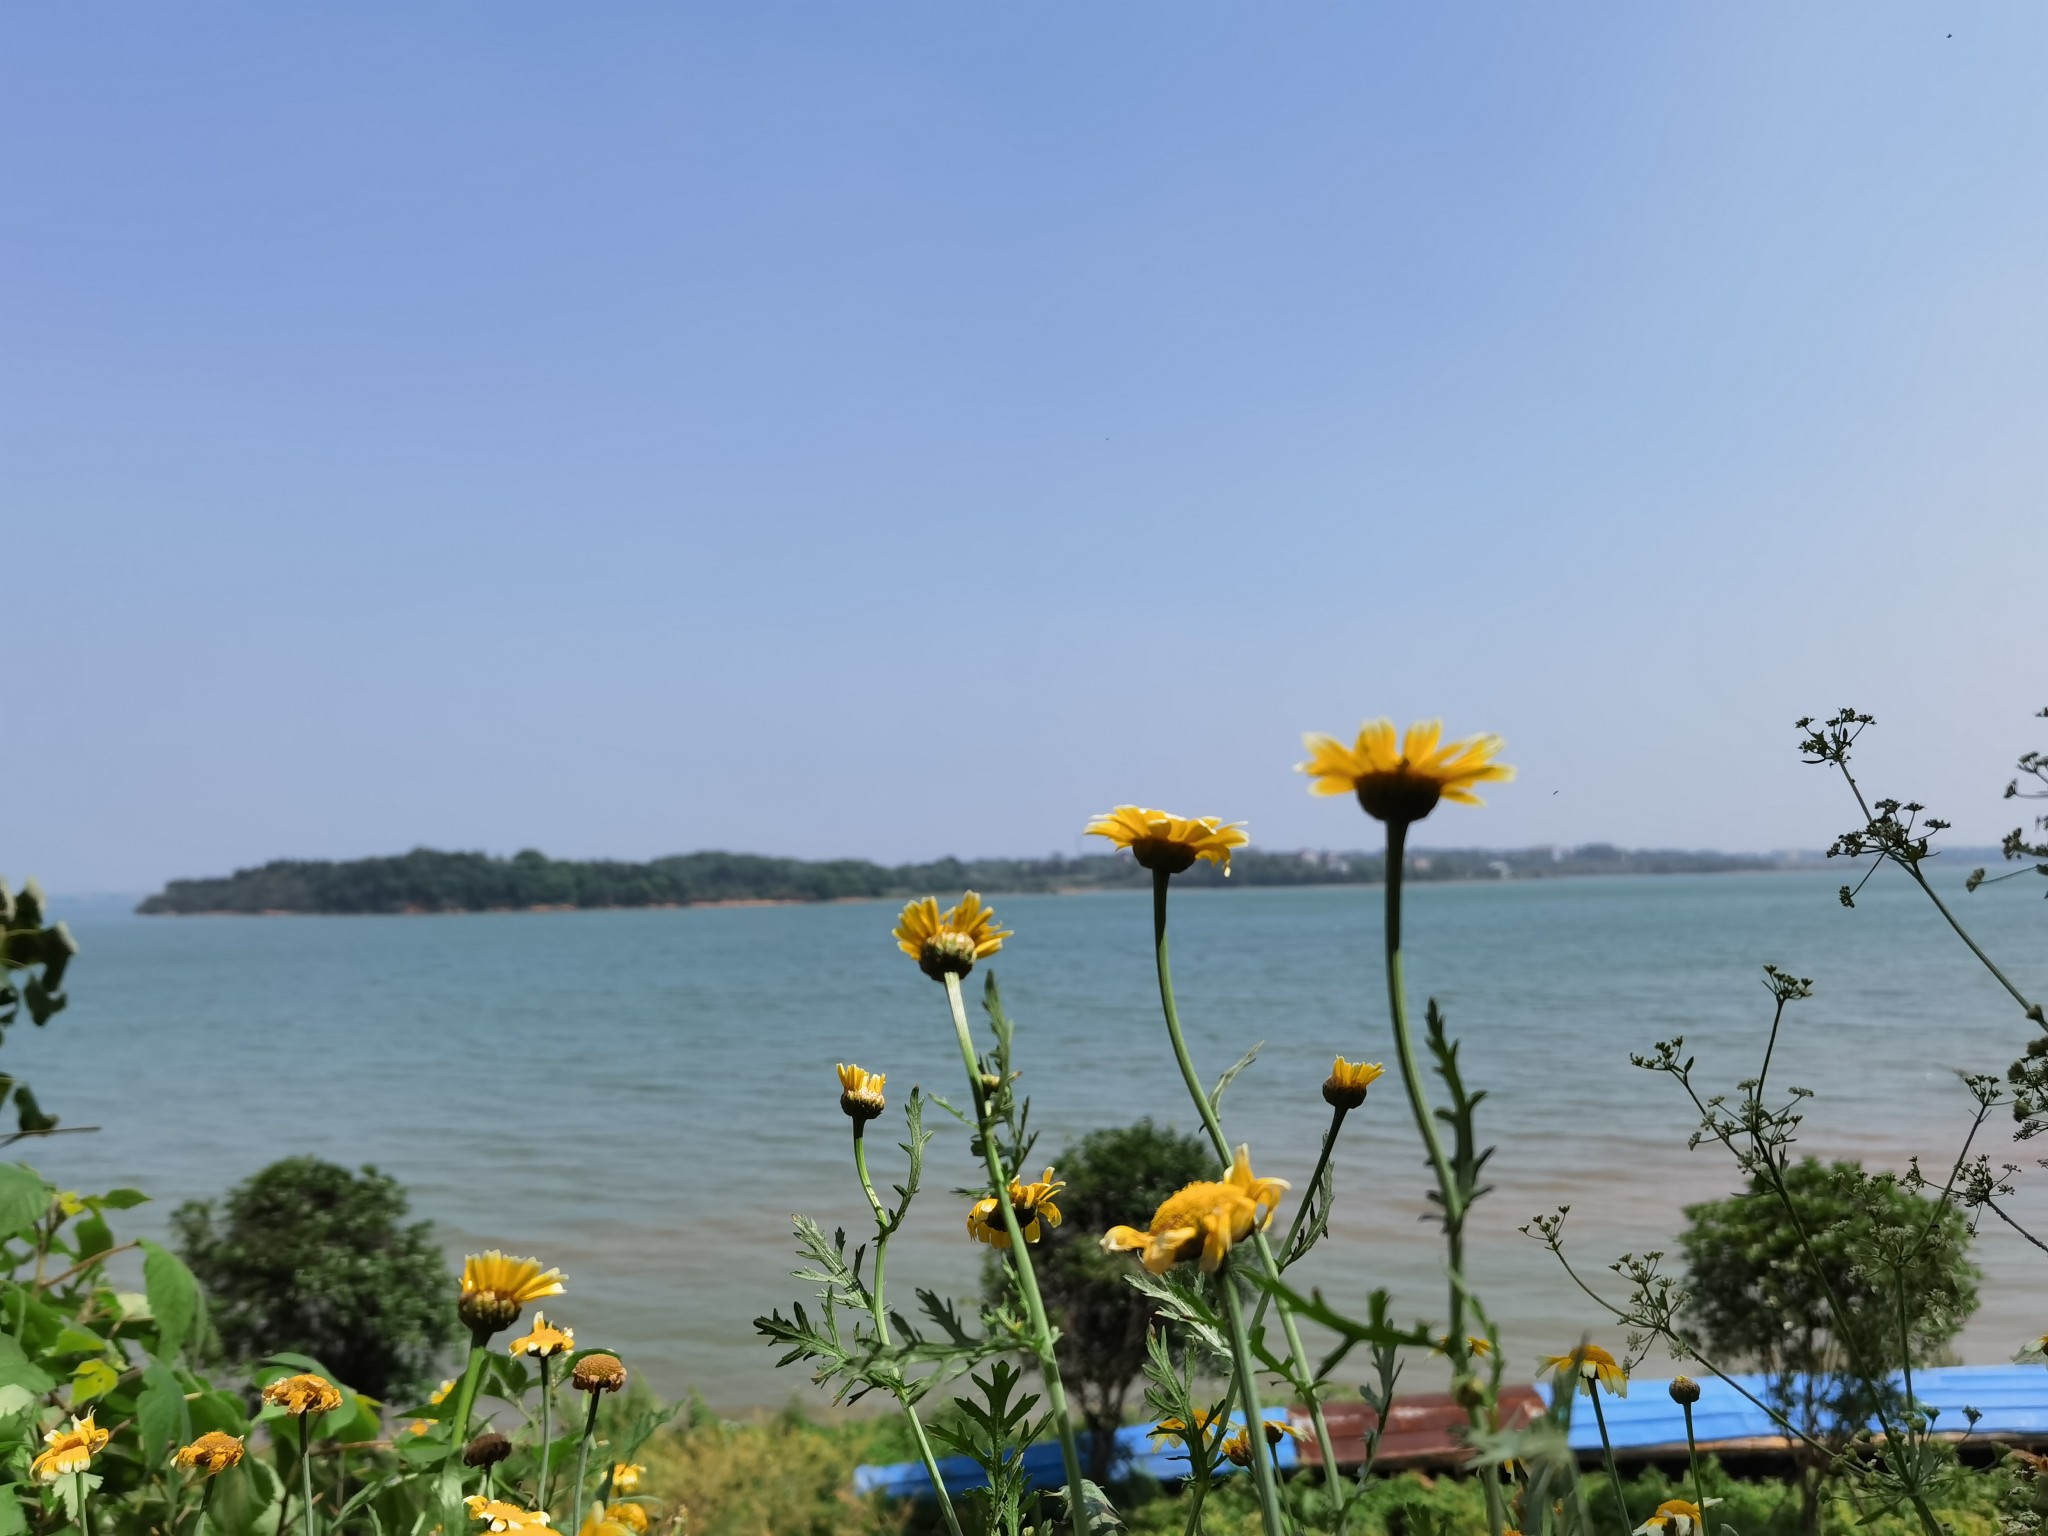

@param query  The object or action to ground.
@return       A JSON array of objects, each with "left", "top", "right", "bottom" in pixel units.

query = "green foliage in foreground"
[
  {"left": 644, "top": 1402, "right": 2023, "bottom": 1536},
  {"left": 133, "top": 843, "right": 1784, "bottom": 915},
  {"left": 173, "top": 1156, "right": 460, "bottom": 1400}
]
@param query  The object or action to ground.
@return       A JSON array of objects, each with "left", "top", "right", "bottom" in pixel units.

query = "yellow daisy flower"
[
  {"left": 509, "top": 1312, "right": 574, "bottom": 1359},
  {"left": 1101, "top": 1147, "right": 1288, "bottom": 1274},
  {"left": 466, "top": 1497, "right": 551, "bottom": 1532},
  {"left": 1084, "top": 806, "right": 1249, "bottom": 876},
  {"left": 172, "top": 1431, "right": 245, "bottom": 1475},
  {"left": 262, "top": 1373, "right": 344, "bottom": 1416},
  {"left": 407, "top": 1420, "right": 434, "bottom": 1437},
  {"left": 429, "top": 1377, "right": 457, "bottom": 1405},
  {"left": 579, "top": 1506, "right": 646, "bottom": 1536},
  {"left": 836, "top": 1063, "right": 887, "bottom": 1124},
  {"left": 1149, "top": 1410, "right": 1221, "bottom": 1447},
  {"left": 459, "top": 1250, "right": 566, "bottom": 1334},
  {"left": 1537, "top": 1344, "right": 1628, "bottom": 1398},
  {"left": 967, "top": 1169, "right": 1066, "bottom": 1248},
  {"left": 608, "top": 1505, "right": 649, "bottom": 1534},
  {"left": 610, "top": 1463, "right": 646, "bottom": 1494},
  {"left": 1322, "top": 1057, "right": 1385, "bottom": 1110},
  {"left": 1433, "top": 1334, "right": 1494, "bottom": 1358},
  {"left": 1221, "top": 1420, "right": 1308, "bottom": 1467},
  {"left": 893, "top": 892, "right": 1010, "bottom": 981},
  {"left": 32, "top": 1413, "right": 109, "bottom": 1482},
  {"left": 1298, "top": 719, "right": 1513, "bottom": 824},
  {"left": 1633, "top": 1498, "right": 1719, "bottom": 1535}
]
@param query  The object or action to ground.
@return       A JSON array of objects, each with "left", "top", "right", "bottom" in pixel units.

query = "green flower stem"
[
  {"left": 449, "top": 1332, "right": 493, "bottom": 1451},
  {"left": 1682, "top": 1400, "right": 1703, "bottom": 1512},
  {"left": 942, "top": 971, "right": 1088, "bottom": 1523},
  {"left": 1586, "top": 1387, "right": 1630, "bottom": 1536},
  {"left": 1379, "top": 822, "right": 1505, "bottom": 1536},
  {"left": 1217, "top": 1255, "right": 1288, "bottom": 1536},
  {"left": 1247, "top": 1103, "right": 1348, "bottom": 1335},
  {"left": 571, "top": 1393, "right": 602, "bottom": 1536},
  {"left": 537, "top": 1356, "right": 556, "bottom": 1512},
  {"left": 853, "top": 1124, "right": 967, "bottom": 1536},
  {"left": 1151, "top": 869, "right": 1344, "bottom": 1509},
  {"left": 299, "top": 1414, "right": 318, "bottom": 1536}
]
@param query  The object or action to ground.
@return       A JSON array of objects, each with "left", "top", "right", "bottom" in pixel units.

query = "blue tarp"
[
  {"left": 853, "top": 1407, "right": 1300, "bottom": 1498},
  {"left": 1538, "top": 1366, "right": 2048, "bottom": 1453}
]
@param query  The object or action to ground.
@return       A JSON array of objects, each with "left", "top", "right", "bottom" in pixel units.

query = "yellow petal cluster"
[
  {"left": 459, "top": 1251, "right": 567, "bottom": 1333},
  {"left": 1298, "top": 719, "right": 1513, "bottom": 824},
  {"left": 467, "top": 1497, "right": 552, "bottom": 1532},
  {"left": 32, "top": 1413, "right": 109, "bottom": 1482},
  {"left": 1537, "top": 1343, "right": 1628, "bottom": 1398},
  {"left": 967, "top": 1169, "right": 1066, "bottom": 1249},
  {"left": 893, "top": 893, "right": 1010, "bottom": 982},
  {"left": 835, "top": 1063, "right": 887, "bottom": 1123},
  {"left": 510, "top": 1311, "right": 574, "bottom": 1358},
  {"left": 1101, "top": 1147, "right": 1288, "bottom": 1274},
  {"left": 1084, "top": 807, "right": 1248, "bottom": 876},
  {"left": 1322, "top": 1057, "right": 1385, "bottom": 1110},
  {"left": 172, "top": 1431, "right": 246, "bottom": 1476},
  {"left": 1149, "top": 1410, "right": 1220, "bottom": 1446},
  {"left": 610, "top": 1463, "right": 645, "bottom": 1493},
  {"left": 579, "top": 1505, "right": 647, "bottom": 1536},
  {"left": 262, "top": 1373, "right": 345, "bottom": 1417},
  {"left": 1221, "top": 1419, "right": 1308, "bottom": 1467},
  {"left": 1633, "top": 1498, "right": 1719, "bottom": 1536}
]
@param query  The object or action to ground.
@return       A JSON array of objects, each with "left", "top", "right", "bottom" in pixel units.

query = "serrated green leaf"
[
  {"left": 0, "top": 1332, "right": 55, "bottom": 1394},
  {"left": 138, "top": 1361, "right": 188, "bottom": 1466},
  {"left": 94, "top": 1189, "right": 148, "bottom": 1211},
  {"left": 209, "top": 1453, "right": 282, "bottom": 1536},
  {"left": 70, "top": 1358, "right": 119, "bottom": 1403},
  {"left": 141, "top": 1241, "right": 200, "bottom": 1359},
  {"left": 0, "top": 1483, "right": 23, "bottom": 1536},
  {"left": 0, "top": 1166, "right": 48, "bottom": 1243}
]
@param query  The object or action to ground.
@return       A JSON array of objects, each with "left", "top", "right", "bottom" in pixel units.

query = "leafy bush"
[
  {"left": 1681, "top": 1156, "right": 1980, "bottom": 1533},
  {"left": 989, "top": 1120, "right": 1217, "bottom": 1483},
  {"left": 173, "top": 1157, "right": 459, "bottom": 1400}
]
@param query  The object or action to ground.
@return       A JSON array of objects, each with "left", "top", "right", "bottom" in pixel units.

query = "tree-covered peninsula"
[{"left": 136, "top": 843, "right": 1785, "bottom": 914}]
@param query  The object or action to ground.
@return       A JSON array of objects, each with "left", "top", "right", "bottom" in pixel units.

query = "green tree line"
[{"left": 136, "top": 843, "right": 1783, "bottom": 915}]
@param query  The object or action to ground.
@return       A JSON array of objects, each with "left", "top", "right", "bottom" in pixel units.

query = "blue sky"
[{"left": 8, "top": 5, "right": 2045, "bottom": 893}]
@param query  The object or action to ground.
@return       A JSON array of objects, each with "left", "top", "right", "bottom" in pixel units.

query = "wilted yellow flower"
[
  {"left": 1633, "top": 1498, "right": 1719, "bottom": 1535},
  {"left": 579, "top": 1505, "right": 646, "bottom": 1536},
  {"left": 893, "top": 893, "right": 1010, "bottom": 981},
  {"left": 459, "top": 1251, "right": 566, "bottom": 1334},
  {"left": 1537, "top": 1344, "right": 1628, "bottom": 1398},
  {"left": 610, "top": 1463, "right": 646, "bottom": 1494},
  {"left": 430, "top": 1378, "right": 457, "bottom": 1405},
  {"left": 1102, "top": 1147, "right": 1288, "bottom": 1274},
  {"left": 836, "top": 1064, "right": 887, "bottom": 1123},
  {"left": 172, "top": 1431, "right": 245, "bottom": 1475},
  {"left": 1084, "top": 807, "right": 1249, "bottom": 876},
  {"left": 1434, "top": 1334, "right": 1493, "bottom": 1358},
  {"left": 1298, "top": 719, "right": 1513, "bottom": 824},
  {"left": 1221, "top": 1420, "right": 1308, "bottom": 1467},
  {"left": 33, "top": 1413, "right": 110, "bottom": 1481},
  {"left": 509, "top": 1312, "right": 574, "bottom": 1359},
  {"left": 1322, "top": 1057, "right": 1385, "bottom": 1110},
  {"left": 263, "top": 1373, "right": 344, "bottom": 1416},
  {"left": 466, "top": 1497, "right": 551, "bottom": 1532},
  {"left": 967, "top": 1169, "right": 1066, "bottom": 1248}
]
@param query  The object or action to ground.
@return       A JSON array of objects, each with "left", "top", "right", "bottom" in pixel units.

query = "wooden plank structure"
[{"left": 1291, "top": 1390, "right": 1546, "bottom": 1471}]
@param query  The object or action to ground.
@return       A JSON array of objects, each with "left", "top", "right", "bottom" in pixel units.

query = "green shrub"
[
  {"left": 173, "top": 1156, "right": 459, "bottom": 1399},
  {"left": 985, "top": 1120, "right": 1217, "bottom": 1484},
  {"left": 1681, "top": 1156, "right": 1979, "bottom": 1534}
]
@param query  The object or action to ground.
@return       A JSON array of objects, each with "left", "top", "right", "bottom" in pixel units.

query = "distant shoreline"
[{"left": 132, "top": 844, "right": 1836, "bottom": 916}]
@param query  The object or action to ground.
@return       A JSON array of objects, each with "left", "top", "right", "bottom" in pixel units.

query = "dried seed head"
[{"left": 572, "top": 1353, "right": 628, "bottom": 1394}]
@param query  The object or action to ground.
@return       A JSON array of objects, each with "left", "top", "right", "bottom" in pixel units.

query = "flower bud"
[
  {"left": 1668, "top": 1375, "right": 1701, "bottom": 1405},
  {"left": 572, "top": 1353, "right": 627, "bottom": 1394}
]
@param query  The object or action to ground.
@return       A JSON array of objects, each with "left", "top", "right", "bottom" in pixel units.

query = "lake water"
[{"left": 23, "top": 870, "right": 2048, "bottom": 1409}]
